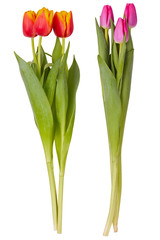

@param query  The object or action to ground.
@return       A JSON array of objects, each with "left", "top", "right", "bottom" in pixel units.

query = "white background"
[{"left": 0, "top": 0, "right": 159, "bottom": 239}]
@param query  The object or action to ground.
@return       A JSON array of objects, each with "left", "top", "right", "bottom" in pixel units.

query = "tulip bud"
[
  {"left": 52, "top": 11, "right": 74, "bottom": 38},
  {"left": 100, "top": 5, "right": 114, "bottom": 29},
  {"left": 124, "top": 3, "right": 137, "bottom": 28},
  {"left": 23, "top": 11, "right": 37, "bottom": 38},
  {"left": 114, "top": 18, "right": 129, "bottom": 43},
  {"left": 34, "top": 7, "right": 53, "bottom": 36}
]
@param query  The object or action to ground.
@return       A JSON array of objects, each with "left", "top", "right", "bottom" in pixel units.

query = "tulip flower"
[
  {"left": 52, "top": 11, "right": 74, "bottom": 38},
  {"left": 100, "top": 5, "right": 114, "bottom": 45},
  {"left": 124, "top": 3, "right": 137, "bottom": 28},
  {"left": 100, "top": 5, "right": 114, "bottom": 29},
  {"left": 23, "top": 11, "right": 37, "bottom": 38},
  {"left": 114, "top": 18, "right": 129, "bottom": 44},
  {"left": 34, "top": 7, "right": 53, "bottom": 36}
]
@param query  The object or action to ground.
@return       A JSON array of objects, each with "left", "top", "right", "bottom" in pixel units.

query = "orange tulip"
[
  {"left": 34, "top": 7, "right": 53, "bottom": 36},
  {"left": 23, "top": 11, "right": 37, "bottom": 38},
  {"left": 52, "top": 11, "right": 73, "bottom": 38}
]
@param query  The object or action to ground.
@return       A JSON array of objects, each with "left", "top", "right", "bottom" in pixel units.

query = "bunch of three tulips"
[
  {"left": 15, "top": 7, "right": 80, "bottom": 234},
  {"left": 97, "top": 3, "right": 137, "bottom": 236}
]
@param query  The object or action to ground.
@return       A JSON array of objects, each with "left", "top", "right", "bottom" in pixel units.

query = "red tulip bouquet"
[
  {"left": 15, "top": 7, "right": 80, "bottom": 234},
  {"left": 96, "top": 3, "right": 137, "bottom": 236}
]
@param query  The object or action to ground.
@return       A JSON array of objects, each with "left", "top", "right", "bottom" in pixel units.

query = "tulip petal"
[
  {"left": 34, "top": 8, "right": 53, "bottom": 36},
  {"left": 114, "top": 18, "right": 124, "bottom": 43},
  {"left": 53, "top": 12, "right": 66, "bottom": 38},
  {"left": 100, "top": 6, "right": 108, "bottom": 29},
  {"left": 66, "top": 12, "right": 74, "bottom": 37},
  {"left": 124, "top": 3, "right": 137, "bottom": 28},
  {"left": 23, "top": 11, "right": 37, "bottom": 38}
]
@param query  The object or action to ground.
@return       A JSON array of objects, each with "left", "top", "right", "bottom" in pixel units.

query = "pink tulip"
[
  {"left": 114, "top": 18, "right": 129, "bottom": 43},
  {"left": 100, "top": 5, "right": 114, "bottom": 29},
  {"left": 124, "top": 3, "right": 137, "bottom": 28}
]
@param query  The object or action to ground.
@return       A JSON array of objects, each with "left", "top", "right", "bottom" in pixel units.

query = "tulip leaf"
[
  {"left": 55, "top": 44, "right": 70, "bottom": 133},
  {"left": 36, "top": 46, "right": 48, "bottom": 75},
  {"left": 111, "top": 20, "right": 116, "bottom": 76},
  {"left": 66, "top": 57, "right": 80, "bottom": 130},
  {"left": 113, "top": 42, "right": 119, "bottom": 70},
  {"left": 40, "top": 66, "right": 50, "bottom": 86},
  {"left": 62, "top": 109, "right": 76, "bottom": 172},
  {"left": 116, "top": 37, "right": 126, "bottom": 93},
  {"left": 30, "top": 62, "right": 40, "bottom": 79},
  {"left": 52, "top": 37, "right": 62, "bottom": 63},
  {"left": 44, "top": 59, "right": 60, "bottom": 106},
  {"left": 15, "top": 52, "right": 54, "bottom": 163},
  {"left": 95, "top": 18, "right": 109, "bottom": 65},
  {"left": 55, "top": 44, "right": 70, "bottom": 169},
  {"left": 120, "top": 49, "right": 134, "bottom": 134},
  {"left": 55, "top": 57, "right": 80, "bottom": 172},
  {"left": 98, "top": 55, "right": 121, "bottom": 156}
]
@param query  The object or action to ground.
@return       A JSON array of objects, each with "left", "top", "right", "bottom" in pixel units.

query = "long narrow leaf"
[
  {"left": 98, "top": 55, "right": 121, "bottom": 156},
  {"left": 15, "top": 53, "right": 54, "bottom": 162},
  {"left": 95, "top": 18, "right": 109, "bottom": 65},
  {"left": 66, "top": 57, "right": 80, "bottom": 130},
  {"left": 44, "top": 59, "right": 60, "bottom": 106}
]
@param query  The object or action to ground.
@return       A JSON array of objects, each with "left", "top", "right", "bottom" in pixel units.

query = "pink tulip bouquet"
[{"left": 96, "top": 3, "right": 137, "bottom": 236}]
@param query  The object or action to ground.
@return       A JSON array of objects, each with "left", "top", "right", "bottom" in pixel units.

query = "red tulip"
[
  {"left": 114, "top": 18, "right": 129, "bottom": 43},
  {"left": 124, "top": 3, "right": 137, "bottom": 28},
  {"left": 52, "top": 11, "right": 73, "bottom": 38},
  {"left": 23, "top": 11, "right": 37, "bottom": 38},
  {"left": 34, "top": 7, "right": 53, "bottom": 36},
  {"left": 100, "top": 5, "right": 114, "bottom": 29}
]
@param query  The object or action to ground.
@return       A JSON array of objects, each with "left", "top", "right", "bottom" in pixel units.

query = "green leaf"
[
  {"left": 55, "top": 43, "right": 80, "bottom": 173},
  {"left": 36, "top": 46, "right": 48, "bottom": 75},
  {"left": 30, "top": 62, "right": 40, "bottom": 79},
  {"left": 95, "top": 18, "right": 109, "bottom": 65},
  {"left": 55, "top": 43, "right": 70, "bottom": 133},
  {"left": 52, "top": 37, "right": 62, "bottom": 63},
  {"left": 55, "top": 44, "right": 70, "bottom": 169},
  {"left": 113, "top": 42, "right": 119, "bottom": 70},
  {"left": 62, "top": 109, "right": 76, "bottom": 172},
  {"left": 15, "top": 52, "right": 54, "bottom": 163},
  {"left": 120, "top": 49, "right": 134, "bottom": 136},
  {"left": 111, "top": 20, "right": 116, "bottom": 76},
  {"left": 66, "top": 57, "right": 80, "bottom": 130},
  {"left": 55, "top": 57, "right": 80, "bottom": 173},
  {"left": 116, "top": 37, "right": 126, "bottom": 92},
  {"left": 98, "top": 55, "right": 121, "bottom": 157},
  {"left": 44, "top": 59, "right": 60, "bottom": 106},
  {"left": 40, "top": 66, "right": 50, "bottom": 86}
]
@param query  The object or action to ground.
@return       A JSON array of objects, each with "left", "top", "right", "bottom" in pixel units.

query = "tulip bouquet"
[
  {"left": 96, "top": 3, "right": 137, "bottom": 236},
  {"left": 15, "top": 7, "right": 80, "bottom": 234}
]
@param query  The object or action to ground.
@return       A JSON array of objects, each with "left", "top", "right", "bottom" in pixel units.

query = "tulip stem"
[
  {"left": 47, "top": 162, "right": 58, "bottom": 231},
  {"left": 38, "top": 36, "right": 42, "bottom": 76},
  {"left": 62, "top": 38, "right": 65, "bottom": 55},
  {"left": 105, "top": 28, "right": 109, "bottom": 45},
  {"left": 31, "top": 38, "right": 38, "bottom": 65},
  {"left": 57, "top": 174, "right": 64, "bottom": 234},
  {"left": 103, "top": 159, "right": 118, "bottom": 236},
  {"left": 119, "top": 43, "right": 122, "bottom": 57}
]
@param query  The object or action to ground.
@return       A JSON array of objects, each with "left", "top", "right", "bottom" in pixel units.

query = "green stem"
[
  {"left": 103, "top": 160, "right": 118, "bottom": 236},
  {"left": 113, "top": 152, "right": 122, "bottom": 232},
  {"left": 38, "top": 36, "right": 42, "bottom": 76},
  {"left": 47, "top": 162, "right": 58, "bottom": 231},
  {"left": 105, "top": 28, "right": 109, "bottom": 45},
  {"left": 31, "top": 38, "right": 38, "bottom": 65},
  {"left": 62, "top": 38, "right": 65, "bottom": 55},
  {"left": 57, "top": 174, "right": 64, "bottom": 234},
  {"left": 119, "top": 43, "right": 122, "bottom": 58}
]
